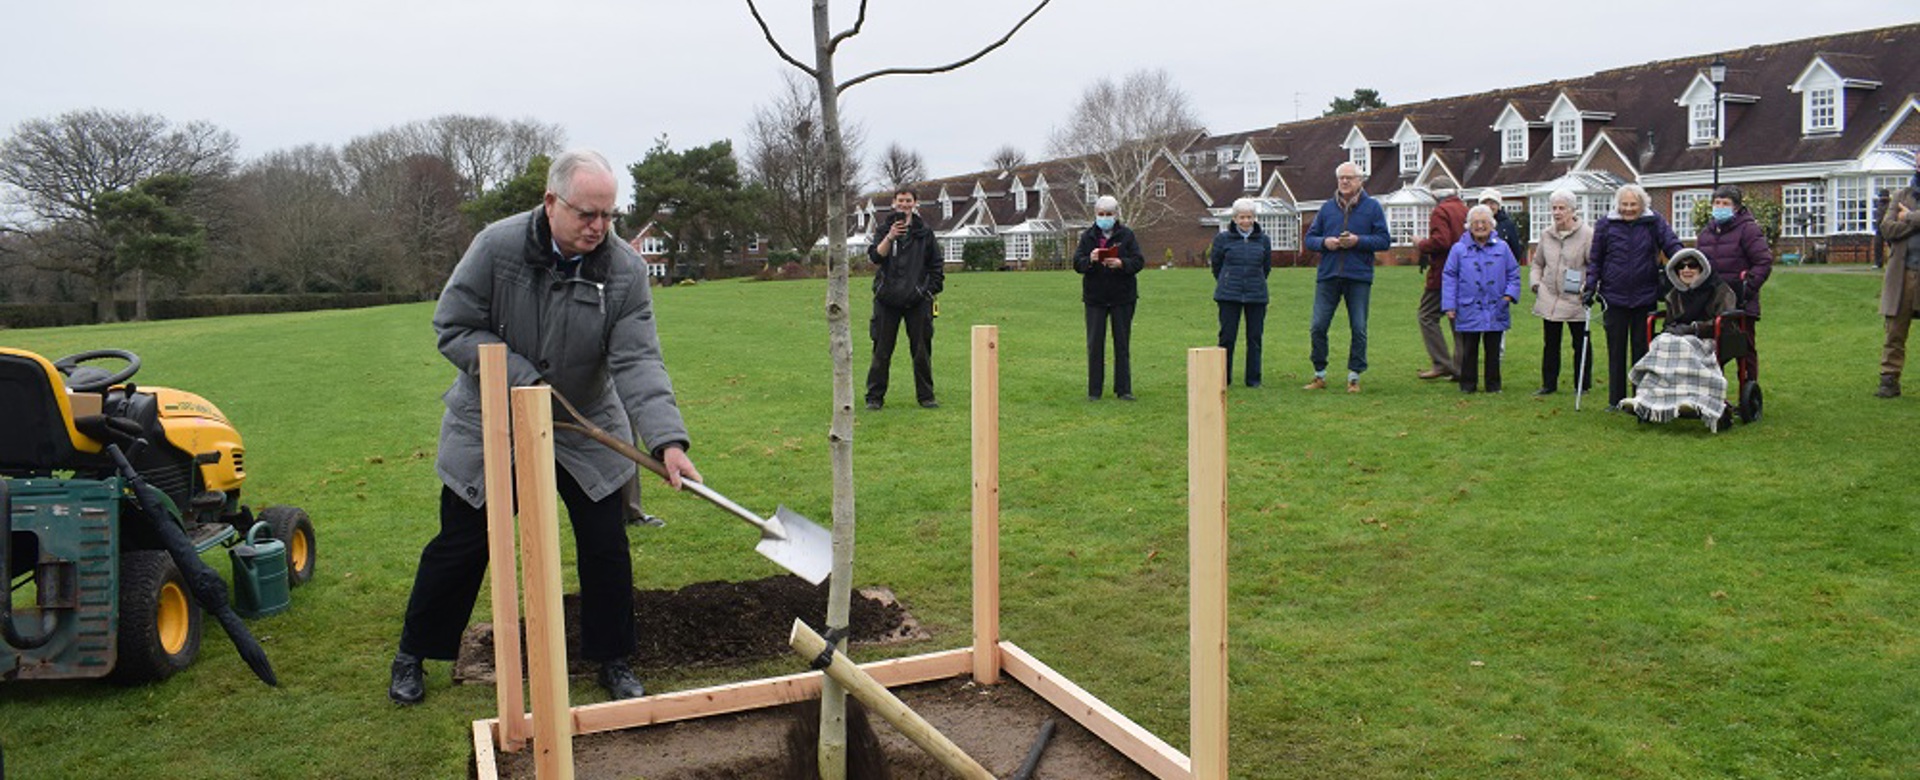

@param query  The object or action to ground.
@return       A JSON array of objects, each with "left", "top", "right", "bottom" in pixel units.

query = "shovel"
[{"left": 548, "top": 392, "right": 832, "bottom": 585}]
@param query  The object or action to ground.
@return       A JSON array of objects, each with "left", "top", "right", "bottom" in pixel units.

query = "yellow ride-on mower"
[{"left": 2, "top": 347, "right": 316, "bottom": 686}]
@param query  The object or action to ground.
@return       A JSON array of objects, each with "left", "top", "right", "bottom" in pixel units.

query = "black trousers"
[
  {"left": 399, "top": 468, "right": 634, "bottom": 662},
  {"left": 1216, "top": 301, "right": 1267, "bottom": 386},
  {"left": 1456, "top": 331, "right": 1505, "bottom": 392},
  {"left": 866, "top": 298, "right": 935, "bottom": 405},
  {"left": 1085, "top": 301, "right": 1136, "bottom": 397},
  {"left": 1602, "top": 304, "right": 1653, "bottom": 405},
  {"left": 1541, "top": 319, "right": 1593, "bottom": 392}
]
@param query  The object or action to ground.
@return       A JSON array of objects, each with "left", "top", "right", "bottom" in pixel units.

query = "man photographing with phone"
[{"left": 866, "top": 188, "right": 945, "bottom": 410}]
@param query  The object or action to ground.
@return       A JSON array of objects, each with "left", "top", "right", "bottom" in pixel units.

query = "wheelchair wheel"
[{"left": 1739, "top": 381, "right": 1763, "bottom": 423}]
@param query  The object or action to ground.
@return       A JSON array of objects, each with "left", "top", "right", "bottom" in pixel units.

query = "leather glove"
[{"left": 1581, "top": 290, "right": 1597, "bottom": 308}]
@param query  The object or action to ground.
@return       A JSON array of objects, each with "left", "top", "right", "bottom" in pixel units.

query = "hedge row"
[{"left": 0, "top": 292, "right": 428, "bottom": 330}]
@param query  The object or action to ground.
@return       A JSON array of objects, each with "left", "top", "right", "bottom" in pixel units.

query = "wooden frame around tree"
[{"left": 471, "top": 329, "right": 1230, "bottom": 780}]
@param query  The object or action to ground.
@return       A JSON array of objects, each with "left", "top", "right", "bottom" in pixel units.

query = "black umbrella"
[{"left": 105, "top": 442, "right": 278, "bottom": 686}]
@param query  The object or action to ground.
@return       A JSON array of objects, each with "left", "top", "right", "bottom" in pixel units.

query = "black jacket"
[
  {"left": 867, "top": 214, "right": 944, "bottom": 309},
  {"left": 1071, "top": 223, "right": 1145, "bottom": 305}
]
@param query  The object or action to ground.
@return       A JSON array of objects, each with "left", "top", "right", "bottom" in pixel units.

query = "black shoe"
[
  {"left": 628, "top": 513, "right": 666, "bottom": 528},
  {"left": 1117, "top": 393, "right": 1135, "bottom": 401},
  {"left": 1534, "top": 388, "right": 1556, "bottom": 396},
  {"left": 919, "top": 399, "right": 939, "bottom": 409},
  {"left": 597, "top": 661, "right": 646, "bottom": 701},
  {"left": 1087, "top": 394, "right": 1101, "bottom": 401},
  {"left": 864, "top": 399, "right": 882, "bottom": 411},
  {"left": 389, "top": 652, "right": 425, "bottom": 705}
]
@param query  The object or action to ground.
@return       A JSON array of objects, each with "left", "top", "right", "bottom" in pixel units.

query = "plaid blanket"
[{"left": 1620, "top": 333, "right": 1728, "bottom": 431}]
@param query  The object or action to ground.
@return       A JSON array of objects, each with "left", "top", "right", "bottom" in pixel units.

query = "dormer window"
[
  {"left": 1243, "top": 160, "right": 1260, "bottom": 190},
  {"left": 1013, "top": 185, "right": 1027, "bottom": 212},
  {"left": 1690, "top": 101, "right": 1717, "bottom": 145},
  {"left": 1553, "top": 118, "right": 1579, "bottom": 157},
  {"left": 1082, "top": 175, "right": 1097, "bottom": 204},
  {"left": 941, "top": 196, "right": 953, "bottom": 220},
  {"left": 1805, "top": 87, "right": 1837, "bottom": 134},
  {"left": 1399, "top": 139, "right": 1420, "bottom": 174},
  {"left": 1503, "top": 128, "right": 1525, "bottom": 163},
  {"left": 1348, "top": 145, "right": 1368, "bottom": 175}
]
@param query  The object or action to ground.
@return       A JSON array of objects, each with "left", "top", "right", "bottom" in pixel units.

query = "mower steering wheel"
[{"left": 52, "top": 349, "right": 143, "bottom": 392}]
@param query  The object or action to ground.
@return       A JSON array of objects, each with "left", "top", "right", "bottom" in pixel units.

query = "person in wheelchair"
[{"left": 1620, "top": 250, "right": 1750, "bottom": 429}]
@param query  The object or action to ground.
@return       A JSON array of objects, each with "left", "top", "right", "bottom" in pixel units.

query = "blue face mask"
[
  {"left": 1711, "top": 206, "right": 1735, "bottom": 223},
  {"left": 1095, "top": 216, "right": 1116, "bottom": 231}
]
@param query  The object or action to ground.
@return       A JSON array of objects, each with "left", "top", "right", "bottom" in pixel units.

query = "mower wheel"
[
  {"left": 260, "top": 505, "right": 317, "bottom": 587},
  {"left": 109, "top": 550, "right": 202, "bottom": 684}
]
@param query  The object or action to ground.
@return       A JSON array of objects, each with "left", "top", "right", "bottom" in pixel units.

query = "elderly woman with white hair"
[
  {"left": 1528, "top": 189, "right": 1595, "bottom": 394},
  {"left": 1209, "top": 197, "right": 1273, "bottom": 387},
  {"left": 1072, "top": 195, "right": 1146, "bottom": 400},
  {"left": 1583, "top": 183, "right": 1683, "bottom": 409},
  {"left": 1442, "top": 204, "right": 1522, "bottom": 393}
]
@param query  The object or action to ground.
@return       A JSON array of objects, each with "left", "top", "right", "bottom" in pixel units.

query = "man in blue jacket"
[{"left": 1303, "top": 162, "right": 1393, "bottom": 393}]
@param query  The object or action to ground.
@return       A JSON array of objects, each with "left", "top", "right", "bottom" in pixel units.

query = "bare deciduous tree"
[
  {"left": 0, "top": 108, "right": 238, "bottom": 320},
  {"left": 743, "top": 1, "right": 1052, "bottom": 776},
  {"left": 342, "top": 115, "right": 564, "bottom": 200},
  {"left": 1047, "top": 68, "right": 1203, "bottom": 234},
  {"left": 987, "top": 144, "right": 1026, "bottom": 173},
  {"left": 743, "top": 71, "right": 866, "bottom": 255},
  {"left": 875, "top": 142, "right": 926, "bottom": 192}
]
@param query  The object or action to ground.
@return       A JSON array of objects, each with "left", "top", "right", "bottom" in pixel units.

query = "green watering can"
[{"left": 231, "top": 522, "right": 290, "bottom": 619}]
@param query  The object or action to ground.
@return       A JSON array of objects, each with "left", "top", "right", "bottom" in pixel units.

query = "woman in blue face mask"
[
  {"left": 1073, "top": 195, "right": 1146, "bottom": 400},
  {"left": 1694, "top": 184, "right": 1773, "bottom": 383}
]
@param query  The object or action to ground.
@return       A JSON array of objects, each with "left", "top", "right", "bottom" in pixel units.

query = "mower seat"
[{"left": 0, "top": 348, "right": 103, "bottom": 472}]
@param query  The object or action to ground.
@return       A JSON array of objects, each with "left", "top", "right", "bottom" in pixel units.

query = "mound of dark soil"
[{"left": 455, "top": 575, "right": 927, "bottom": 681}]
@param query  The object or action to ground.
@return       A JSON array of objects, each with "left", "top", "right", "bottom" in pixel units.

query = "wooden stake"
[
  {"left": 479, "top": 344, "right": 528, "bottom": 752},
  {"left": 789, "top": 620, "right": 994, "bottom": 780},
  {"left": 970, "top": 325, "right": 1001, "bottom": 685},
  {"left": 1188, "top": 347, "right": 1228, "bottom": 780},
  {"left": 511, "top": 387, "right": 573, "bottom": 780}
]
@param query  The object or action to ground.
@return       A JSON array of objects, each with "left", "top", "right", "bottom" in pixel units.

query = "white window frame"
[
  {"left": 1003, "top": 232, "right": 1032, "bottom": 262},
  {"left": 1832, "top": 177, "right": 1871, "bottom": 234},
  {"left": 943, "top": 237, "right": 969, "bottom": 263},
  {"left": 1781, "top": 183, "right": 1827, "bottom": 237},
  {"left": 1670, "top": 190, "right": 1711, "bottom": 240},
  {"left": 1243, "top": 161, "right": 1260, "bottom": 190},
  {"left": 746, "top": 235, "right": 760, "bottom": 252},
  {"left": 1690, "top": 101, "right": 1717, "bottom": 146},
  {"left": 1153, "top": 179, "right": 1167, "bottom": 198},
  {"left": 1398, "top": 140, "right": 1421, "bottom": 174},
  {"left": 1503, "top": 127, "right": 1526, "bottom": 164},
  {"left": 1386, "top": 205, "right": 1427, "bottom": 248},
  {"left": 640, "top": 236, "right": 666, "bottom": 254},
  {"left": 1527, "top": 194, "right": 1551, "bottom": 242},
  {"left": 1014, "top": 187, "right": 1027, "bottom": 212},
  {"left": 941, "top": 197, "right": 953, "bottom": 220},
  {"left": 1267, "top": 215, "right": 1299, "bottom": 251},
  {"left": 1804, "top": 87, "right": 1838, "bottom": 135},
  {"left": 1554, "top": 118, "right": 1580, "bottom": 157},
  {"left": 1348, "top": 145, "right": 1369, "bottom": 176},
  {"left": 1083, "top": 176, "right": 1097, "bottom": 204}
]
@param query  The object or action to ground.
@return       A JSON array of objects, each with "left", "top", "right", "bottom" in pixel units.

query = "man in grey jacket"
[{"left": 389, "top": 149, "right": 701, "bottom": 704}]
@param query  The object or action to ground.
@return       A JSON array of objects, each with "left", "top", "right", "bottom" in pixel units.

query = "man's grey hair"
[
  {"left": 548, "top": 149, "right": 616, "bottom": 199},
  {"left": 1614, "top": 183, "right": 1651, "bottom": 211},
  {"left": 1335, "top": 161, "right": 1362, "bottom": 178},
  {"left": 1094, "top": 195, "right": 1120, "bottom": 214},
  {"left": 1549, "top": 189, "right": 1579, "bottom": 210},
  {"left": 1230, "top": 197, "right": 1258, "bottom": 216},
  {"left": 1466, "top": 204, "right": 1495, "bottom": 225}
]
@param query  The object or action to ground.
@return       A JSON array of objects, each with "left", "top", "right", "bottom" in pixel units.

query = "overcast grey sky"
[{"left": 7, "top": 1, "right": 1914, "bottom": 203}]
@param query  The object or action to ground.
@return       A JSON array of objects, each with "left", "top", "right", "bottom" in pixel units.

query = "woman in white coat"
[{"left": 1528, "top": 189, "right": 1594, "bottom": 395}]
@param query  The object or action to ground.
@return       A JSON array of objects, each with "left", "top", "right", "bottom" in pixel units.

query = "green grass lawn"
[{"left": 2, "top": 265, "right": 1915, "bottom": 779}]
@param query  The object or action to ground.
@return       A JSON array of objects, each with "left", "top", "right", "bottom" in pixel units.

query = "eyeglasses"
[{"left": 556, "top": 194, "right": 619, "bottom": 225}]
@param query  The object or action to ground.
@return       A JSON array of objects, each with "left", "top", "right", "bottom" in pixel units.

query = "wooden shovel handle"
[{"left": 546, "top": 388, "right": 671, "bottom": 480}]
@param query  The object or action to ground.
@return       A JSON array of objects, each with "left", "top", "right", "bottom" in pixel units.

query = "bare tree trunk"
[
  {"left": 134, "top": 269, "right": 148, "bottom": 321},
  {"left": 811, "top": 2, "right": 855, "bottom": 778}
]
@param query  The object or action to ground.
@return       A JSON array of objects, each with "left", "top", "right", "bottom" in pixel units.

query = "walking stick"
[{"left": 1574, "top": 296, "right": 1601, "bottom": 411}]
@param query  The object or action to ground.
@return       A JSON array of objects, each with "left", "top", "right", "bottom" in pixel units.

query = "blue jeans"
[{"left": 1310, "top": 278, "right": 1371, "bottom": 374}]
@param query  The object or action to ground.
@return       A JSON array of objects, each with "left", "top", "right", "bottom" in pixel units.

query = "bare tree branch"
[
  {"left": 826, "top": 0, "right": 869, "bottom": 50},
  {"left": 744, "top": 0, "right": 818, "bottom": 78},
  {"left": 836, "top": 0, "right": 1051, "bottom": 92}
]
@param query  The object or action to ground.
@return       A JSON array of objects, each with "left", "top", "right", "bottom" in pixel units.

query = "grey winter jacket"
[{"left": 433, "top": 207, "right": 690, "bottom": 508}]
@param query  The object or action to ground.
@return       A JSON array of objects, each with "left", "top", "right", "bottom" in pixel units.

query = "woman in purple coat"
[
  {"left": 1443, "top": 205, "right": 1522, "bottom": 393},
  {"left": 1695, "top": 184, "right": 1772, "bottom": 382},
  {"left": 1584, "top": 184, "right": 1684, "bottom": 408}
]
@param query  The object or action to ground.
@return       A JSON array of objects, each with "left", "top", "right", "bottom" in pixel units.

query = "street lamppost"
[{"left": 1709, "top": 55, "right": 1728, "bottom": 188}]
